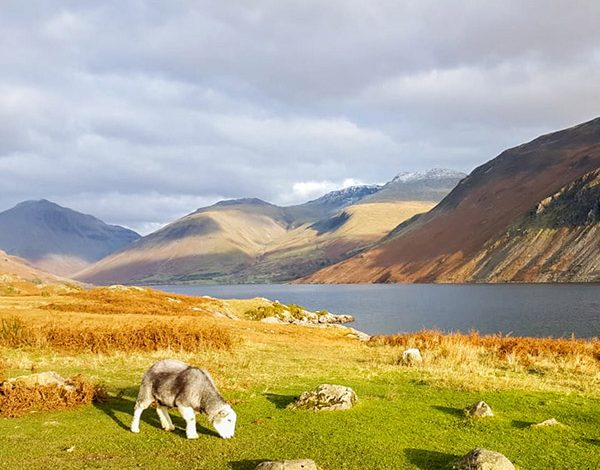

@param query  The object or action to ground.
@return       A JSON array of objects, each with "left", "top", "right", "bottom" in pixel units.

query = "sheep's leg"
[
  {"left": 177, "top": 405, "right": 199, "bottom": 439},
  {"left": 156, "top": 405, "right": 175, "bottom": 431},
  {"left": 131, "top": 400, "right": 151, "bottom": 433},
  {"left": 131, "top": 383, "right": 153, "bottom": 433}
]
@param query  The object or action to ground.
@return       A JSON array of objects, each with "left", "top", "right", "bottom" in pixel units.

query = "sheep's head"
[{"left": 212, "top": 405, "right": 236, "bottom": 439}]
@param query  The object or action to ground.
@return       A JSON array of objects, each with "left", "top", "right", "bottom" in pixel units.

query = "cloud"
[{"left": 0, "top": 1, "right": 599, "bottom": 233}]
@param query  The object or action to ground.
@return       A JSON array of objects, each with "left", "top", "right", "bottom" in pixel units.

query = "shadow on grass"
[
  {"left": 93, "top": 391, "right": 219, "bottom": 439},
  {"left": 264, "top": 393, "right": 296, "bottom": 409},
  {"left": 404, "top": 448, "right": 458, "bottom": 470},
  {"left": 432, "top": 405, "right": 465, "bottom": 418},
  {"left": 583, "top": 438, "right": 600, "bottom": 446},
  {"left": 229, "top": 460, "right": 269, "bottom": 470},
  {"left": 512, "top": 420, "right": 535, "bottom": 429}
]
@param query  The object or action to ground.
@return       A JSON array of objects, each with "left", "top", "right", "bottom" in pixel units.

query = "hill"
[
  {"left": 452, "top": 168, "right": 600, "bottom": 282},
  {"left": 74, "top": 198, "right": 289, "bottom": 284},
  {"left": 0, "top": 200, "right": 140, "bottom": 276},
  {"left": 0, "top": 249, "right": 72, "bottom": 284},
  {"left": 303, "top": 117, "right": 600, "bottom": 283},
  {"left": 76, "top": 170, "right": 461, "bottom": 284}
]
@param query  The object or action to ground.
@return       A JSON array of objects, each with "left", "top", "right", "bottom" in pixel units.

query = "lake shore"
[{"left": 1, "top": 280, "right": 599, "bottom": 469}]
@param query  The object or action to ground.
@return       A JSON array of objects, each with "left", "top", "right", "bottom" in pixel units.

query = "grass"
[{"left": 0, "top": 282, "right": 599, "bottom": 469}]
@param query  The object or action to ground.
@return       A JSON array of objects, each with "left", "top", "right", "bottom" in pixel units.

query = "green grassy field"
[
  {"left": 1, "top": 346, "right": 599, "bottom": 469},
  {"left": 0, "top": 287, "right": 599, "bottom": 469}
]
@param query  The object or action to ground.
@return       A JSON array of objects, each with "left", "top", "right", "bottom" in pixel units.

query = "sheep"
[{"left": 130, "top": 359, "right": 237, "bottom": 439}]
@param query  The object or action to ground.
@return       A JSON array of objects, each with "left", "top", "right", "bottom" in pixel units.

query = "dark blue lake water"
[{"left": 153, "top": 284, "right": 600, "bottom": 338}]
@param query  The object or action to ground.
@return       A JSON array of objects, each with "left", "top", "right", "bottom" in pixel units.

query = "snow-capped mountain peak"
[{"left": 392, "top": 168, "right": 466, "bottom": 183}]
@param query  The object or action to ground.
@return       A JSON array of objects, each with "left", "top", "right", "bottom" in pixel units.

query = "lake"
[{"left": 153, "top": 283, "right": 600, "bottom": 338}]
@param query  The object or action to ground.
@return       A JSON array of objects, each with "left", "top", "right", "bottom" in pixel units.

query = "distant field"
[{"left": 0, "top": 282, "right": 599, "bottom": 469}]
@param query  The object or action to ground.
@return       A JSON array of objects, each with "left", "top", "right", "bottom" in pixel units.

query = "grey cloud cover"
[{"left": 1, "top": 1, "right": 599, "bottom": 233}]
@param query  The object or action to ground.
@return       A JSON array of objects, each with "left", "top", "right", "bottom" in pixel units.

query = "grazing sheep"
[{"left": 130, "top": 359, "right": 236, "bottom": 439}]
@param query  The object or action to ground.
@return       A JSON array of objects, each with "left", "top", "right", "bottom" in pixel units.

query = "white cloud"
[{"left": 0, "top": 1, "right": 599, "bottom": 231}]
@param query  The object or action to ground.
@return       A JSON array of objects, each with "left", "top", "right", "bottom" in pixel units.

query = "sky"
[{"left": 1, "top": 1, "right": 600, "bottom": 234}]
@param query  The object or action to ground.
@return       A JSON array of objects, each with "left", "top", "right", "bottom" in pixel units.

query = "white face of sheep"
[{"left": 212, "top": 405, "right": 236, "bottom": 439}]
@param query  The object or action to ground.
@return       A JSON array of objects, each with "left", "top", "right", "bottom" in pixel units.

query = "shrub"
[
  {"left": 0, "top": 318, "right": 31, "bottom": 348},
  {"left": 0, "top": 375, "right": 107, "bottom": 418},
  {"left": 0, "top": 318, "right": 233, "bottom": 354}
]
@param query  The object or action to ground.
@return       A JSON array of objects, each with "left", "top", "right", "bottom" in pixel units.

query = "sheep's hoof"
[
  {"left": 130, "top": 428, "right": 140, "bottom": 434},
  {"left": 163, "top": 425, "right": 175, "bottom": 432},
  {"left": 186, "top": 433, "right": 199, "bottom": 439}
]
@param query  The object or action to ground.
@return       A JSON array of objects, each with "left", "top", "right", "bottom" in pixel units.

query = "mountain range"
[
  {"left": 74, "top": 170, "right": 465, "bottom": 284},
  {"left": 303, "top": 117, "right": 600, "bottom": 283},
  {"left": 2, "top": 117, "right": 598, "bottom": 286}
]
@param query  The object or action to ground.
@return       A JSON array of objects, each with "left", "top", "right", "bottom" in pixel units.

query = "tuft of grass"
[
  {"left": 244, "top": 302, "right": 310, "bottom": 321},
  {"left": 0, "top": 317, "right": 30, "bottom": 347},
  {"left": 245, "top": 302, "right": 288, "bottom": 320}
]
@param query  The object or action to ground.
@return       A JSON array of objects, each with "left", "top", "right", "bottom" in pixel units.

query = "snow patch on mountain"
[
  {"left": 392, "top": 168, "right": 466, "bottom": 183},
  {"left": 306, "top": 185, "right": 382, "bottom": 207}
]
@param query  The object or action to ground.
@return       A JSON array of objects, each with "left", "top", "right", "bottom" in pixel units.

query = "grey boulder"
[
  {"left": 454, "top": 448, "right": 515, "bottom": 470},
  {"left": 465, "top": 401, "right": 494, "bottom": 418},
  {"left": 289, "top": 384, "right": 358, "bottom": 411}
]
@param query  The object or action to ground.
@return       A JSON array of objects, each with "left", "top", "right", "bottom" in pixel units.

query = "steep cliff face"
[
  {"left": 452, "top": 168, "right": 600, "bottom": 282},
  {"left": 303, "top": 117, "right": 600, "bottom": 283}
]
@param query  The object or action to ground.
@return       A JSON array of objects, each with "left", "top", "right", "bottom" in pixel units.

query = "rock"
[
  {"left": 344, "top": 328, "right": 371, "bottom": 341},
  {"left": 261, "top": 316, "right": 285, "bottom": 324},
  {"left": 8, "top": 371, "right": 74, "bottom": 391},
  {"left": 289, "top": 384, "right": 358, "bottom": 411},
  {"left": 454, "top": 448, "right": 515, "bottom": 470},
  {"left": 401, "top": 348, "right": 423, "bottom": 365},
  {"left": 530, "top": 418, "right": 562, "bottom": 428},
  {"left": 256, "top": 459, "right": 317, "bottom": 470},
  {"left": 465, "top": 401, "right": 494, "bottom": 418}
]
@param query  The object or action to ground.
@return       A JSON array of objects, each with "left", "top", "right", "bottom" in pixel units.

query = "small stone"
[
  {"left": 454, "top": 448, "right": 515, "bottom": 470},
  {"left": 401, "top": 348, "right": 423, "bottom": 365},
  {"left": 530, "top": 418, "right": 562, "bottom": 428},
  {"left": 289, "top": 384, "right": 358, "bottom": 411},
  {"left": 465, "top": 401, "right": 494, "bottom": 418},
  {"left": 256, "top": 459, "right": 317, "bottom": 470},
  {"left": 64, "top": 446, "right": 75, "bottom": 453}
]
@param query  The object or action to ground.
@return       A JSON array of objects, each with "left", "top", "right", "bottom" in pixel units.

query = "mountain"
[
  {"left": 302, "top": 117, "right": 600, "bottom": 283},
  {"left": 361, "top": 168, "right": 466, "bottom": 203},
  {"left": 76, "top": 170, "right": 460, "bottom": 285},
  {"left": 285, "top": 185, "right": 381, "bottom": 225},
  {"left": 75, "top": 198, "right": 292, "bottom": 284},
  {"left": 0, "top": 200, "right": 140, "bottom": 276},
  {"left": 452, "top": 168, "right": 600, "bottom": 282}
]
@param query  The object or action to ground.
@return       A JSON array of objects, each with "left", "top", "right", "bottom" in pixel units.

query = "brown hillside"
[
  {"left": 0, "top": 249, "right": 75, "bottom": 285},
  {"left": 452, "top": 168, "right": 600, "bottom": 282},
  {"left": 303, "top": 117, "right": 600, "bottom": 283}
]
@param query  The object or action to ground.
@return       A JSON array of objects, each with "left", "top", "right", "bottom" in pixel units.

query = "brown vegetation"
[
  {"left": 372, "top": 330, "right": 600, "bottom": 372},
  {"left": 39, "top": 286, "right": 224, "bottom": 316},
  {"left": 0, "top": 316, "right": 233, "bottom": 354},
  {"left": 0, "top": 375, "right": 106, "bottom": 418}
]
